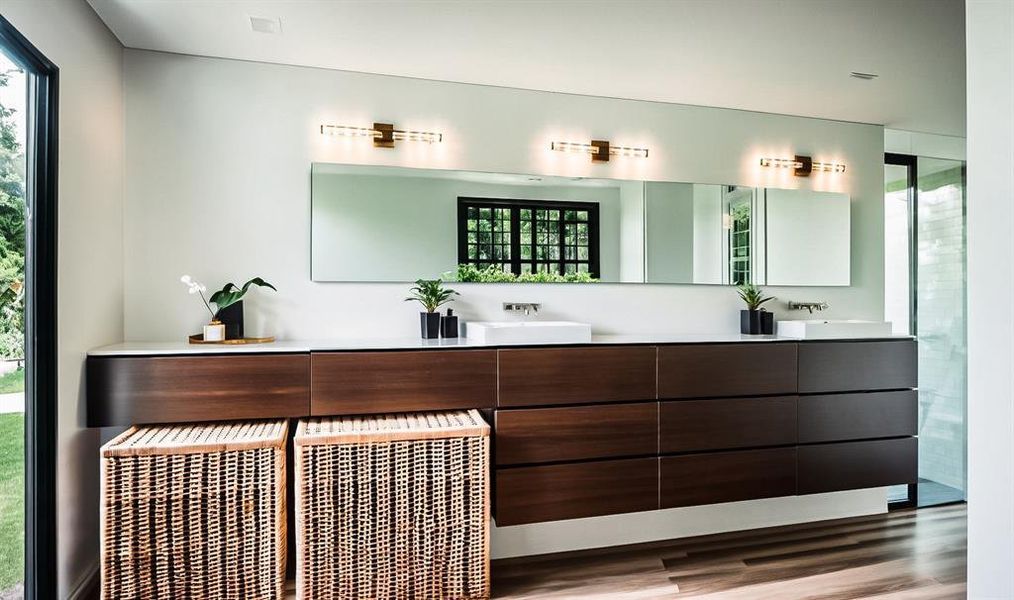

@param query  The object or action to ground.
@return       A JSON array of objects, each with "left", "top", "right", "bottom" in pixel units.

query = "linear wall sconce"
[
  {"left": 320, "top": 122, "right": 443, "bottom": 147},
  {"left": 760, "top": 155, "right": 846, "bottom": 176},
  {"left": 550, "top": 140, "right": 649, "bottom": 162}
]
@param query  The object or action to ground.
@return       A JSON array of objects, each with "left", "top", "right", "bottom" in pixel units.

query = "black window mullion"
[{"left": 509, "top": 208, "right": 521, "bottom": 275}]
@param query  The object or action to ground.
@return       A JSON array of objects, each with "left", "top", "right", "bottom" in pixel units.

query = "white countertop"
[{"left": 88, "top": 333, "right": 913, "bottom": 357}]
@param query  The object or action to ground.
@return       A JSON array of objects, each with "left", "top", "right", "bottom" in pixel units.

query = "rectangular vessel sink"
[
  {"left": 466, "top": 321, "right": 592, "bottom": 344},
  {"left": 777, "top": 319, "right": 894, "bottom": 340}
]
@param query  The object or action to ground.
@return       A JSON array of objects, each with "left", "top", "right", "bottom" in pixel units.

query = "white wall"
[
  {"left": 967, "top": 1, "right": 1014, "bottom": 597},
  {"left": 122, "top": 49, "right": 884, "bottom": 342},
  {"left": 2, "top": 1, "right": 124, "bottom": 597}
]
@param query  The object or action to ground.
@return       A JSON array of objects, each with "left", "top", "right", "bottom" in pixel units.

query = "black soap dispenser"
[{"left": 441, "top": 309, "right": 459, "bottom": 338}]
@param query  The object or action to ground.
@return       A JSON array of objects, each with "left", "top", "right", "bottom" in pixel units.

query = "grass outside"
[
  {"left": 0, "top": 370, "right": 24, "bottom": 394},
  {"left": 0, "top": 412, "right": 23, "bottom": 592}
]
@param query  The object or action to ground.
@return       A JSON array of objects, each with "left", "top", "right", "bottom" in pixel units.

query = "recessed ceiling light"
[
  {"left": 249, "top": 16, "right": 282, "bottom": 34},
  {"left": 850, "top": 71, "right": 879, "bottom": 80}
]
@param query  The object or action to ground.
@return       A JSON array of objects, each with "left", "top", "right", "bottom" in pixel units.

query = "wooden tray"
[{"left": 188, "top": 334, "right": 276, "bottom": 345}]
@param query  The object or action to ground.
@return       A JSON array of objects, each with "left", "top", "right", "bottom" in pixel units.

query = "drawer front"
[
  {"left": 798, "top": 390, "right": 918, "bottom": 443},
  {"left": 797, "top": 438, "right": 918, "bottom": 494},
  {"left": 798, "top": 340, "right": 917, "bottom": 393},
  {"left": 494, "top": 458, "right": 658, "bottom": 525},
  {"left": 658, "top": 344, "right": 797, "bottom": 399},
  {"left": 495, "top": 403, "right": 658, "bottom": 465},
  {"left": 87, "top": 354, "right": 310, "bottom": 427},
  {"left": 660, "top": 396, "right": 797, "bottom": 453},
  {"left": 497, "top": 346, "right": 656, "bottom": 407},
  {"left": 661, "top": 448, "right": 797, "bottom": 508},
  {"left": 311, "top": 350, "right": 496, "bottom": 415}
]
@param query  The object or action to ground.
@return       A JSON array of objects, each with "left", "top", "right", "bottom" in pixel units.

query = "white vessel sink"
[
  {"left": 777, "top": 319, "right": 894, "bottom": 340},
  {"left": 466, "top": 321, "right": 592, "bottom": 344}
]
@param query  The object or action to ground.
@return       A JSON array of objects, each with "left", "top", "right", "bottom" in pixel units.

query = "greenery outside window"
[{"left": 457, "top": 198, "right": 601, "bottom": 278}]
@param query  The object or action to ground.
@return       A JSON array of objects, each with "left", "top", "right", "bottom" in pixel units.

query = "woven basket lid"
[
  {"left": 296, "top": 409, "right": 489, "bottom": 445},
  {"left": 102, "top": 420, "right": 288, "bottom": 457}
]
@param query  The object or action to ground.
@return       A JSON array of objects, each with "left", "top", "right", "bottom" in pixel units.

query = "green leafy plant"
[
  {"left": 405, "top": 279, "right": 459, "bottom": 313},
  {"left": 454, "top": 263, "right": 598, "bottom": 284},
  {"left": 181, "top": 275, "right": 276, "bottom": 321},
  {"left": 737, "top": 283, "right": 775, "bottom": 311},
  {"left": 209, "top": 277, "right": 277, "bottom": 314}
]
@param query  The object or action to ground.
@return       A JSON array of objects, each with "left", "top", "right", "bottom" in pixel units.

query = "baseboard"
[
  {"left": 490, "top": 487, "right": 888, "bottom": 559},
  {"left": 67, "top": 562, "right": 99, "bottom": 600}
]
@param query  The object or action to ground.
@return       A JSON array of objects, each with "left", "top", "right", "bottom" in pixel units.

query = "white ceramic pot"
[{"left": 203, "top": 321, "right": 226, "bottom": 342}]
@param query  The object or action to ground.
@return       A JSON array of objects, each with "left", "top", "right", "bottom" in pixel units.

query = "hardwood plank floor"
[{"left": 492, "top": 504, "right": 966, "bottom": 599}]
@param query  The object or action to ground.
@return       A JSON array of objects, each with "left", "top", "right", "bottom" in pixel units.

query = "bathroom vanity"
[{"left": 87, "top": 335, "right": 917, "bottom": 527}]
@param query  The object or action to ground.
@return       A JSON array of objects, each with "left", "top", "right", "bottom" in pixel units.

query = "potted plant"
[
  {"left": 181, "top": 275, "right": 276, "bottom": 340},
  {"left": 180, "top": 275, "right": 225, "bottom": 341},
  {"left": 209, "top": 277, "right": 277, "bottom": 339},
  {"left": 406, "top": 279, "right": 459, "bottom": 339},
  {"left": 737, "top": 283, "right": 775, "bottom": 335}
]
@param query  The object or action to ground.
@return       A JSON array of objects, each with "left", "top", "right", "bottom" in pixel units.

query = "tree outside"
[{"left": 0, "top": 50, "right": 26, "bottom": 598}]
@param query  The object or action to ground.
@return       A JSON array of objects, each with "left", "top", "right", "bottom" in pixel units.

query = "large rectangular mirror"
[{"left": 311, "top": 163, "right": 850, "bottom": 286}]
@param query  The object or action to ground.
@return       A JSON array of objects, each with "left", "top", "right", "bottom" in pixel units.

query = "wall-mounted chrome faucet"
[
  {"left": 503, "top": 302, "right": 541, "bottom": 316},
  {"left": 788, "top": 301, "right": 830, "bottom": 314}
]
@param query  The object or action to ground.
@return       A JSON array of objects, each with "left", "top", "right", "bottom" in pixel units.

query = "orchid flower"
[{"left": 180, "top": 275, "right": 217, "bottom": 321}]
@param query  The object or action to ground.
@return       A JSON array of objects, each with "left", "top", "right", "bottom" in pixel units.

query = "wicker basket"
[
  {"left": 100, "top": 420, "right": 289, "bottom": 600},
  {"left": 295, "top": 410, "right": 490, "bottom": 600}
]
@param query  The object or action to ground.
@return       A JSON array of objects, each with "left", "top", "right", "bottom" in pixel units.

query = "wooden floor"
[{"left": 491, "top": 504, "right": 966, "bottom": 599}]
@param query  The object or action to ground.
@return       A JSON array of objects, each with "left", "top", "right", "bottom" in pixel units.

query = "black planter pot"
[
  {"left": 420, "top": 312, "right": 441, "bottom": 339},
  {"left": 216, "top": 301, "right": 244, "bottom": 340},
  {"left": 761, "top": 311, "right": 775, "bottom": 335},
  {"left": 740, "top": 309, "right": 763, "bottom": 335}
]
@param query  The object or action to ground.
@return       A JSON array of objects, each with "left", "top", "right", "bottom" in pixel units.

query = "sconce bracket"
[
  {"left": 794, "top": 154, "right": 813, "bottom": 177},
  {"left": 374, "top": 122, "right": 395, "bottom": 148},
  {"left": 591, "top": 140, "right": 611, "bottom": 162}
]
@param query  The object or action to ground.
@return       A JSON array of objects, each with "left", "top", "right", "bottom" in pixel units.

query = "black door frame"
[
  {"left": 0, "top": 15, "right": 59, "bottom": 600},
  {"left": 884, "top": 152, "right": 918, "bottom": 510}
]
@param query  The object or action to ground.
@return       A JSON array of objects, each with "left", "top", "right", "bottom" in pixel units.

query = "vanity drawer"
[
  {"left": 495, "top": 403, "right": 658, "bottom": 465},
  {"left": 798, "top": 390, "right": 918, "bottom": 443},
  {"left": 658, "top": 343, "right": 797, "bottom": 399},
  {"left": 797, "top": 438, "right": 918, "bottom": 494},
  {"left": 660, "top": 396, "right": 797, "bottom": 453},
  {"left": 798, "top": 340, "right": 917, "bottom": 393},
  {"left": 87, "top": 354, "right": 310, "bottom": 427},
  {"left": 660, "top": 447, "right": 797, "bottom": 508},
  {"left": 311, "top": 350, "right": 496, "bottom": 415},
  {"left": 494, "top": 458, "right": 658, "bottom": 525},
  {"left": 497, "top": 346, "right": 656, "bottom": 407}
]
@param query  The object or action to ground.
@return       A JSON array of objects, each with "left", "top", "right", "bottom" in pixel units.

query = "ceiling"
[{"left": 87, "top": 0, "right": 966, "bottom": 137}]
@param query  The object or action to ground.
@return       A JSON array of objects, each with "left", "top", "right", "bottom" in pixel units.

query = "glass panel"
[
  {"left": 915, "top": 157, "right": 966, "bottom": 506},
  {"left": 0, "top": 48, "right": 26, "bottom": 594},
  {"left": 884, "top": 163, "right": 912, "bottom": 336},
  {"left": 884, "top": 156, "right": 967, "bottom": 508}
]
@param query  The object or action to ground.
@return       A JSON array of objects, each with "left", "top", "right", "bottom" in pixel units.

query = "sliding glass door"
[
  {"left": 1, "top": 15, "right": 59, "bottom": 600},
  {"left": 884, "top": 153, "right": 967, "bottom": 508}
]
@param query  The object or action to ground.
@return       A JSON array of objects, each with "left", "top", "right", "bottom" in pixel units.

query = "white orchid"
[{"left": 180, "top": 274, "right": 217, "bottom": 321}]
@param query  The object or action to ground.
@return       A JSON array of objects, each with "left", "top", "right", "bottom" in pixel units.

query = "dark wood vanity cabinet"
[
  {"left": 660, "top": 396, "right": 797, "bottom": 453},
  {"left": 87, "top": 354, "right": 310, "bottom": 426},
  {"left": 495, "top": 402, "right": 658, "bottom": 465},
  {"left": 310, "top": 350, "right": 497, "bottom": 415},
  {"left": 798, "top": 438, "right": 918, "bottom": 494},
  {"left": 661, "top": 448, "right": 797, "bottom": 508},
  {"left": 497, "top": 346, "right": 656, "bottom": 407},
  {"left": 87, "top": 337, "right": 919, "bottom": 527},
  {"left": 798, "top": 340, "right": 917, "bottom": 393},
  {"left": 658, "top": 343, "right": 798, "bottom": 398},
  {"left": 494, "top": 458, "right": 659, "bottom": 526}
]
